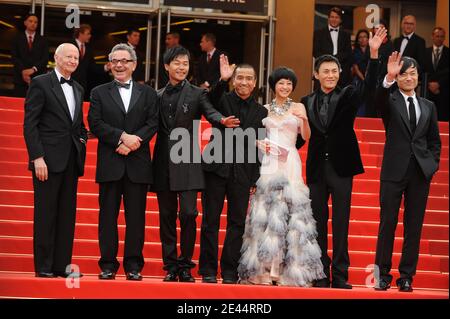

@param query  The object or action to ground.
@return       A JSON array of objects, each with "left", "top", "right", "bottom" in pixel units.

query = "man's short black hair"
[
  {"left": 400, "top": 56, "right": 420, "bottom": 75},
  {"left": 268, "top": 67, "right": 297, "bottom": 91},
  {"left": 127, "top": 28, "right": 140, "bottom": 36},
  {"left": 314, "top": 55, "right": 341, "bottom": 73},
  {"left": 232, "top": 63, "right": 257, "bottom": 80},
  {"left": 163, "top": 46, "right": 190, "bottom": 65},
  {"left": 24, "top": 13, "right": 38, "bottom": 21},
  {"left": 202, "top": 33, "right": 217, "bottom": 45},
  {"left": 329, "top": 7, "right": 343, "bottom": 19}
]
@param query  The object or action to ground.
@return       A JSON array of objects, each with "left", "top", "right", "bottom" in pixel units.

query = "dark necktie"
[
  {"left": 207, "top": 53, "right": 212, "bottom": 63},
  {"left": 319, "top": 94, "right": 330, "bottom": 127},
  {"left": 28, "top": 35, "right": 33, "bottom": 50},
  {"left": 60, "top": 77, "right": 73, "bottom": 86},
  {"left": 433, "top": 48, "right": 441, "bottom": 70},
  {"left": 408, "top": 97, "right": 417, "bottom": 134},
  {"left": 115, "top": 81, "right": 130, "bottom": 89}
]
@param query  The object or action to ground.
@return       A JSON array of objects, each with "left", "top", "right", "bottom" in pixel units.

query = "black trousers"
[
  {"left": 308, "top": 160, "right": 353, "bottom": 283},
  {"left": 98, "top": 174, "right": 148, "bottom": 273},
  {"left": 33, "top": 146, "right": 78, "bottom": 273},
  {"left": 375, "top": 157, "right": 431, "bottom": 284},
  {"left": 199, "top": 171, "right": 251, "bottom": 280},
  {"left": 157, "top": 190, "right": 199, "bottom": 272}
]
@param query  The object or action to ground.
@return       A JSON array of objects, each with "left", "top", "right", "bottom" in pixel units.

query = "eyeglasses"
[{"left": 110, "top": 59, "right": 134, "bottom": 65}]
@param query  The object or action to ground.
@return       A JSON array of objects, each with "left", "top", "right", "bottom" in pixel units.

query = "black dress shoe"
[
  {"left": 374, "top": 279, "right": 391, "bottom": 291},
  {"left": 54, "top": 271, "right": 83, "bottom": 278},
  {"left": 331, "top": 281, "right": 353, "bottom": 289},
  {"left": 202, "top": 275, "right": 217, "bottom": 283},
  {"left": 126, "top": 271, "right": 143, "bottom": 281},
  {"left": 35, "top": 272, "right": 56, "bottom": 278},
  {"left": 313, "top": 278, "right": 330, "bottom": 288},
  {"left": 222, "top": 277, "right": 238, "bottom": 284},
  {"left": 179, "top": 269, "right": 195, "bottom": 283},
  {"left": 163, "top": 271, "right": 178, "bottom": 282},
  {"left": 397, "top": 279, "right": 413, "bottom": 292},
  {"left": 98, "top": 270, "right": 116, "bottom": 280}
]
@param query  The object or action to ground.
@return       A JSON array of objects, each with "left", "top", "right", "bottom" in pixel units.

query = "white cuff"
[{"left": 383, "top": 76, "right": 396, "bottom": 88}]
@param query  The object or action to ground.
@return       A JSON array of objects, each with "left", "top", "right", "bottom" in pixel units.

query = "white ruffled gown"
[{"left": 238, "top": 114, "right": 325, "bottom": 287}]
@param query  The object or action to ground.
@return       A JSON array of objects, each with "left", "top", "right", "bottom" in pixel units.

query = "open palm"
[{"left": 369, "top": 27, "right": 387, "bottom": 51}]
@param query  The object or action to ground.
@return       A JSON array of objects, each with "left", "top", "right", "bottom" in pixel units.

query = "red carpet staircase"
[{"left": 0, "top": 96, "right": 448, "bottom": 299}]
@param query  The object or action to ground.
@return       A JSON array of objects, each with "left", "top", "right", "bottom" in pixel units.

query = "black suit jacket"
[
  {"left": 202, "top": 81, "right": 268, "bottom": 188},
  {"left": 151, "top": 81, "right": 223, "bottom": 192},
  {"left": 23, "top": 71, "right": 87, "bottom": 176},
  {"left": 196, "top": 49, "right": 223, "bottom": 87},
  {"left": 393, "top": 33, "right": 426, "bottom": 68},
  {"left": 424, "top": 46, "right": 449, "bottom": 88},
  {"left": 313, "top": 27, "right": 353, "bottom": 86},
  {"left": 88, "top": 81, "right": 158, "bottom": 184},
  {"left": 375, "top": 87, "right": 441, "bottom": 181},
  {"left": 12, "top": 32, "right": 48, "bottom": 86},
  {"left": 297, "top": 59, "right": 379, "bottom": 184}
]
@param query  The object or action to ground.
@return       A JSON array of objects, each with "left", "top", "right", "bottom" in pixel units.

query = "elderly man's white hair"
[
  {"left": 55, "top": 43, "right": 78, "bottom": 56},
  {"left": 108, "top": 43, "right": 137, "bottom": 61}
]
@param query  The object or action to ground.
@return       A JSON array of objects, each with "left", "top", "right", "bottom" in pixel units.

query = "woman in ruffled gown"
[{"left": 238, "top": 67, "right": 325, "bottom": 287}]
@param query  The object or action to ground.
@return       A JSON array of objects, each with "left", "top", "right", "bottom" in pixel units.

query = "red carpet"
[{"left": 0, "top": 96, "right": 448, "bottom": 299}]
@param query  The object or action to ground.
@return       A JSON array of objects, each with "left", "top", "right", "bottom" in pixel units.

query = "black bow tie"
[
  {"left": 402, "top": 36, "right": 410, "bottom": 40},
  {"left": 115, "top": 81, "right": 131, "bottom": 89},
  {"left": 60, "top": 77, "right": 73, "bottom": 86},
  {"left": 330, "top": 28, "right": 338, "bottom": 32}
]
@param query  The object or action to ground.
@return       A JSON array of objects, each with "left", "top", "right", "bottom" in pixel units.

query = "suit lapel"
[
  {"left": 50, "top": 71, "right": 72, "bottom": 122},
  {"left": 72, "top": 83, "right": 82, "bottom": 125},
  {"left": 108, "top": 81, "right": 127, "bottom": 114},
  {"left": 414, "top": 98, "right": 429, "bottom": 137},
  {"left": 174, "top": 81, "right": 191, "bottom": 124},
  {"left": 393, "top": 90, "right": 413, "bottom": 136},
  {"left": 307, "top": 92, "right": 325, "bottom": 133},
  {"left": 127, "top": 81, "right": 142, "bottom": 114}
]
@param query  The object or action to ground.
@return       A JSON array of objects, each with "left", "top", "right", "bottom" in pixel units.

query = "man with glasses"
[
  {"left": 88, "top": 44, "right": 159, "bottom": 281},
  {"left": 393, "top": 16, "right": 426, "bottom": 71},
  {"left": 24, "top": 43, "right": 86, "bottom": 278}
]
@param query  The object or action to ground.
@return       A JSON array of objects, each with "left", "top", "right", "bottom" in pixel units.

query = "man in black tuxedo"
[
  {"left": 150, "top": 46, "right": 239, "bottom": 283},
  {"left": 88, "top": 44, "right": 159, "bottom": 281},
  {"left": 313, "top": 7, "right": 353, "bottom": 87},
  {"left": 126, "top": 28, "right": 145, "bottom": 83},
  {"left": 374, "top": 53, "right": 441, "bottom": 292},
  {"left": 199, "top": 58, "right": 268, "bottom": 284},
  {"left": 11, "top": 14, "right": 48, "bottom": 97},
  {"left": 71, "top": 24, "right": 110, "bottom": 100},
  {"left": 23, "top": 43, "right": 87, "bottom": 278},
  {"left": 424, "top": 27, "right": 449, "bottom": 121},
  {"left": 196, "top": 33, "right": 224, "bottom": 90},
  {"left": 393, "top": 15, "right": 426, "bottom": 71},
  {"left": 297, "top": 28, "right": 387, "bottom": 289}
]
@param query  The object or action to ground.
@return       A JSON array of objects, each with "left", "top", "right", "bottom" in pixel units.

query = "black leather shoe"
[
  {"left": 222, "top": 277, "right": 238, "bottom": 284},
  {"left": 397, "top": 279, "right": 413, "bottom": 292},
  {"left": 54, "top": 271, "right": 83, "bottom": 278},
  {"left": 374, "top": 279, "right": 391, "bottom": 291},
  {"left": 35, "top": 272, "right": 56, "bottom": 278},
  {"left": 126, "top": 270, "right": 143, "bottom": 281},
  {"left": 179, "top": 269, "right": 195, "bottom": 283},
  {"left": 163, "top": 271, "right": 178, "bottom": 282},
  {"left": 332, "top": 281, "right": 353, "bottom": 289},
  {"left": 202, "top": 275, "right": 217, "bottom": 283},
  {"left": 98, "top": 270, "right": 116, "bottom": 280},
  {"left": 313, "top": 278, "right": 330, "bottom": 288}
]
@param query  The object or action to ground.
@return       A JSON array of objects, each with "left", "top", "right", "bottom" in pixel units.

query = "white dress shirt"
[
  {"left": 54, "top": 68, "right": 76, "bottom": 121},
  {"left": 399, "top": 33, "right": 413, "bottom": 56},
  {"left": 383, "top": 76, "right": 421, "bottom": 123},
  {"left": 117, "top": 80, "right": 133, "bottom": 113},
  {"left": 329, "top": 25, "right": 339, "bottom": 56},
  {"left": 207, "top": 48, "right": 216, "bottom": 62}
]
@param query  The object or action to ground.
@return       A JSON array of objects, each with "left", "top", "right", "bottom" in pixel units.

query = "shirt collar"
[
  {"left": 127, "top": 42, "right": 136, "bottom": 49},
  {"left": 75, "top": 39, "right": 84, "bottom": 48},
  {"left": 207, "top": 48, "right": 216, "bottom": 56},
  {"left": 329, "top": 25, "right": 340, "bottom": 31},
  {"left": 25, "top": 31, "right": 36, "bottom": 38},
  {"left": 54, "top": 68, "right": 71, "bottom": 81},
  {"left": 399, "top": 90, "right": 417, "bottom": 103},
  {"left": 403, "top": 33, "right": 414, "bottom": 39},
  {"left": 232, "top": 90, "right": 253, "bottom": 105},
  {"left": 433, "top": 45, "right": 443, "bottom": 52}
]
